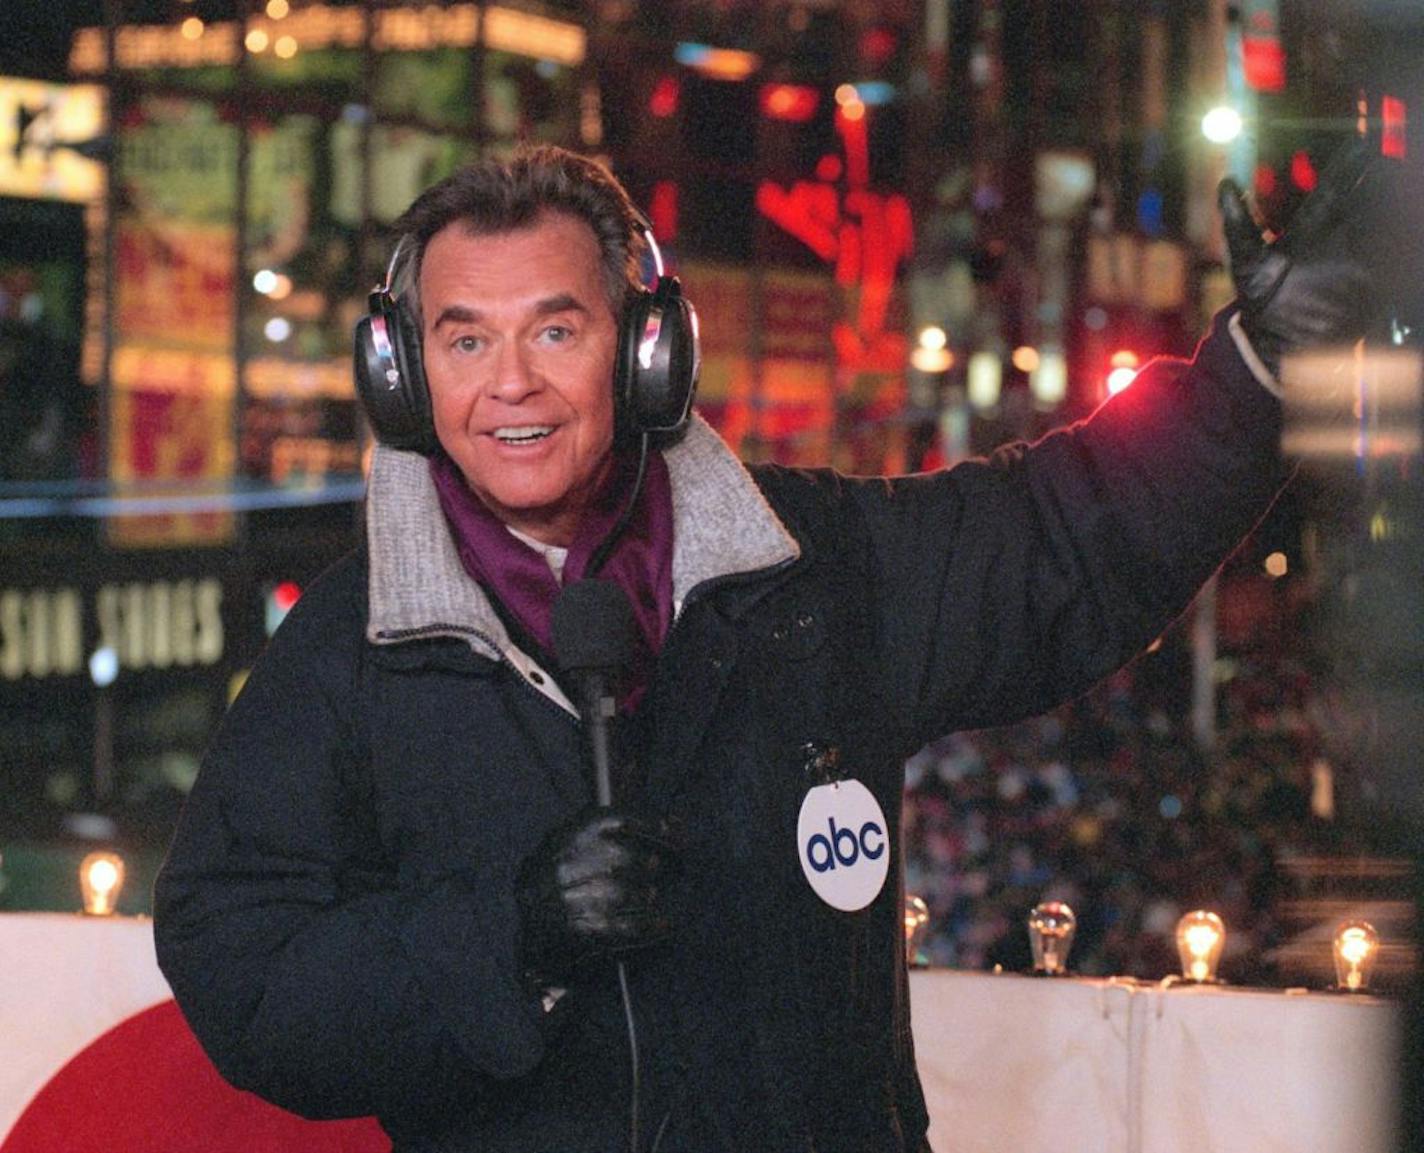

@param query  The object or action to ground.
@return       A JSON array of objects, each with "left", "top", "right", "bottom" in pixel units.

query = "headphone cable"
[{"left": 586, "top": 432, "right": 651, "bottom": 579}]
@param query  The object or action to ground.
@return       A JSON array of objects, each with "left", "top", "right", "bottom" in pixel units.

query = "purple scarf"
[{"left": 430, "top": 449, "right": 674, "bottom": 707}]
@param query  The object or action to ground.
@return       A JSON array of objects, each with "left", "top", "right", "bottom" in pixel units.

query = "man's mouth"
[{"left": 492, "top": 426, "right": 555, "bottom": 445}]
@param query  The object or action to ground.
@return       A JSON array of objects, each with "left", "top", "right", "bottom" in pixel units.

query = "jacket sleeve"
[
  {"left": 152, "top": 556, "right": 547, "bottom": 1131},
  {"left": 840, "top": 306, "right": 1288, "bottom": 746}
]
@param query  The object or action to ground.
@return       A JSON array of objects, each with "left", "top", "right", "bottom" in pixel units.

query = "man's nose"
[{"left": 488, "top": 339, "right": 542, "bottom": 402}]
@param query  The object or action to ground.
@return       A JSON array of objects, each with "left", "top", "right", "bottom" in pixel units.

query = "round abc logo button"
[{"left": 796, "top": 778, "right": 889, "bottom": 912}]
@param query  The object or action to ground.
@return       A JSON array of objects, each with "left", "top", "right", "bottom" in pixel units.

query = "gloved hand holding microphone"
[
  {"left": 516, "top": 806, "right": 679, "bottom": 988},
  {"left": 516, "top": 578, "right": 680, "bottom": 991}
]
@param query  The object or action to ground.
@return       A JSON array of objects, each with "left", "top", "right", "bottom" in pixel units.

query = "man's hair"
[{"left": 389, "top": 145, "right": 647, "bottom": 324}]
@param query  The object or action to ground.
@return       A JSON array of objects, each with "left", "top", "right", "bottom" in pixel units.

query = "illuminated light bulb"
[
  {"left": 1176, "top": 910, "right": 1225, "bottom": 982},
  {"left": 266, "top": 0, "right": 290, "bottom": 17},
  {"left": 180, "top": 16, "right": 204, "bottom": 40},
  {"left": 79, "top": 851, "right": 126, "bottom": 916},
  {"left": 918, "top": 326, "right": 948, "bottom": 352},
  {"left": 274, "top": 34, "right": 298, "bottom": 59},
  {"left": 904, "top": 894, "right": 930, "bottom": 966},
  {"left": 1027, "top": 901, "right": 1076, "bottom": 976},
  {"left": 1333, "top": 920, "right": 1380, "bottom": 993},
  {"left": 245, "top": 28, "right": 269, "bottom": 53}
]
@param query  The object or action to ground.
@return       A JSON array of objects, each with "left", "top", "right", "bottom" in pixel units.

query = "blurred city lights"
[
  {"left": 266, "top": 0, "right": 290, "bottom": 17},
  {"left": 1106, "top": 349, "right": 1141, "bottom": 395},
  {"left": 849, "top": 81, "right": 896, "bottom": 106},
  {"left": 912, "top": 326, "right": 952, "bottom": 372},
  {"left": 673, "top": 42, "right": 759, "bottom": 81},
  {"left": 649, "top": 75, "right": 679, "bottom": 119},
  {"left": 1011, "top": 345, "right": 1040, "bottom": 373},
  {"left": 180, "top": 17, "right": 205, "bottom": 40},
  {"left": 911, "top": 346, "right": 953, "bottom": 374},
  {"left": 88, "top": 646, "right": 119, "bottom": 688},
  {"left": 246, "top": 29, "right": 270, "bottom": 52},
  {"left": 760, "top": 83, "right": 818, "bottom": 123},
  {"left": 253, "top": 269, "right": 279, "bottom": 294},
  {"left": 1289, "top": 150, "right": 1318, "bottom": 192},
  {"left": 1030, "top": 348, "right": 1068, "bottom": 407},
  {"left": 1201, "top": 105, "right": 1243, "bottom": 144},
  {"left": 264, "top": 317, "right": 292, "bottom": 342},
  {"left": 968, "top": 351, "right": 1002, "bottom": 410},
  {"left": 274, "top": 34, "right": 298, "bottom": 58},
  {"left": 1264, "top": 551, "right": 1289, "bottom": 578}
]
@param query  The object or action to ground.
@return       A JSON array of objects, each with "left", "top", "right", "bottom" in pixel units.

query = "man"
[{"left": 155, "top": 143, "right": 1384, "bottom": 1152}]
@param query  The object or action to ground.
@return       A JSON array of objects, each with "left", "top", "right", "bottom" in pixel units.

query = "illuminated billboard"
[{"left": 0, "top": 78, "right": 106, "bottom": 203}]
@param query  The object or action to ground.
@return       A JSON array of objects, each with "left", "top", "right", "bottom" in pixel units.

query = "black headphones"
[{"left": 353, "top": 225, "right": 700, "bottom": 455}]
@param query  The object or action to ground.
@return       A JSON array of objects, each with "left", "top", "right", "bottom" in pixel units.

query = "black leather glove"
[
  {"left": 1219, "top": 137, "right": 1384, "bottom": 379},
  {"left": 515, "top": 807, "right": 678, "bottom": 986}
]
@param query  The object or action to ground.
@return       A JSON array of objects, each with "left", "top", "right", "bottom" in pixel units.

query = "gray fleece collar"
[{"left": 365, "top": 414, "right": 801, "bottom": 656}]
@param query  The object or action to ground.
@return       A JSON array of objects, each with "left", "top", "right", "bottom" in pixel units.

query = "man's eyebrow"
[
  {"left": 431, "top": 305, "right": 481, "bottom": 330},
  {"left": 429, "top": 294, "right": 591, "bottom": 331},
  {"left": 533, "top": 293, "right": 590, "bottom": 318}
]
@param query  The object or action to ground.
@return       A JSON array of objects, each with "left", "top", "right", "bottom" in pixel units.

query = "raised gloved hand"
[
  {"left": 1219, "top": 137, "right": 1384, "bottom": 379},
  {"left": 515, "top": 807, "right": 678, "bottom": 986}
]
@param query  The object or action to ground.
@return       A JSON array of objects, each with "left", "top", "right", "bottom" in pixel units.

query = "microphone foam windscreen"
[{"left": 551, "top": 579, "right": 638, "bottom": 671}]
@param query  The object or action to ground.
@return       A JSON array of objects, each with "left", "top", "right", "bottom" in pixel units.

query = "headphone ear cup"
[
  {"left": 353, "top": 294, "right": 438, "bottom": 454},
  {"left": 616, "top": 277, "right": 700, "bottom": 440}
]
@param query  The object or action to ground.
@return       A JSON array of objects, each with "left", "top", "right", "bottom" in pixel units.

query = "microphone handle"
[{"left": 582, "top": 671, "right": 615, "bottom": 807}]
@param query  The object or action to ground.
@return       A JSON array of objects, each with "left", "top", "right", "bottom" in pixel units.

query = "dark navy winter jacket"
[{"left": 154, "top": 309, "right": 1285, "bottom": 1152}]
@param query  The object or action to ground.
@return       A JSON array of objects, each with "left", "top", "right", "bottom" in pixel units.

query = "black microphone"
[
  {"left": 551, "top": 579, "right": 637, "bottom": 806},
  {"left": 552, "top": 578, "right": 650, "bottom": 1153}
]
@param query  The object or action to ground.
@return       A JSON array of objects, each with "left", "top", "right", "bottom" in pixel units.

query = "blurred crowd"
[{"left": 901, "top": 574, "right": 1382, "bottom": 986}]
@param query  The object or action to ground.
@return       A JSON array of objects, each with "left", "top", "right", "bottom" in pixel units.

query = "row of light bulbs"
[
  {"left": 82, "top": 854, "right": 1385, "bottom": 993},
  {"left": 905, "top": 895, "right": 1384, "bottom": 994}
]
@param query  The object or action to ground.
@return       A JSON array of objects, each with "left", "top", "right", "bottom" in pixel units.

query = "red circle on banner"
[{"left": 2, "top": 999, "right": 390, "bottom": 1153}]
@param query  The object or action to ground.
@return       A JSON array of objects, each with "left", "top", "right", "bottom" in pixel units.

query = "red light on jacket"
[
  {"left": 265, "top": 580, "right": 302, "bottom": 636},
  {"left": 760, "top": 83, "right": 818, "bottom": 122},
  {"left": 1383, "top": 95, "right": 1407, "bottom": 159},
  {"left": 272, "top": 581, "right": 302, "bottom": 612}
]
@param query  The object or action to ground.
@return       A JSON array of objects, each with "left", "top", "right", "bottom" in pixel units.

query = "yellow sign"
[
  {"left": 0, "top": 77, "right": 105, "bottom": 203},
  {"left": 70, "top": 5, "right": 584, "bottom": 73}
]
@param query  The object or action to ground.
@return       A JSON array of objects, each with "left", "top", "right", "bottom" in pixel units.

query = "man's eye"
[
  {"left": 454, "top": 335, "right": 483, "bottom": 353},
  {"left": 541, "top": 325, "right": 572, "bottom": 344}
]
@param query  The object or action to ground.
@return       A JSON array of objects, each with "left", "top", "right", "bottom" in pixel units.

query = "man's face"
[{"left": 419, "top": 211, "right": 620, "bottom": 547}]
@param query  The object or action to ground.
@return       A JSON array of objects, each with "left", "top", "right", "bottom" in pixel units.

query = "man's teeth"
[{"left": 493, "top": 426, "right": 554, "bottom": 444}]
